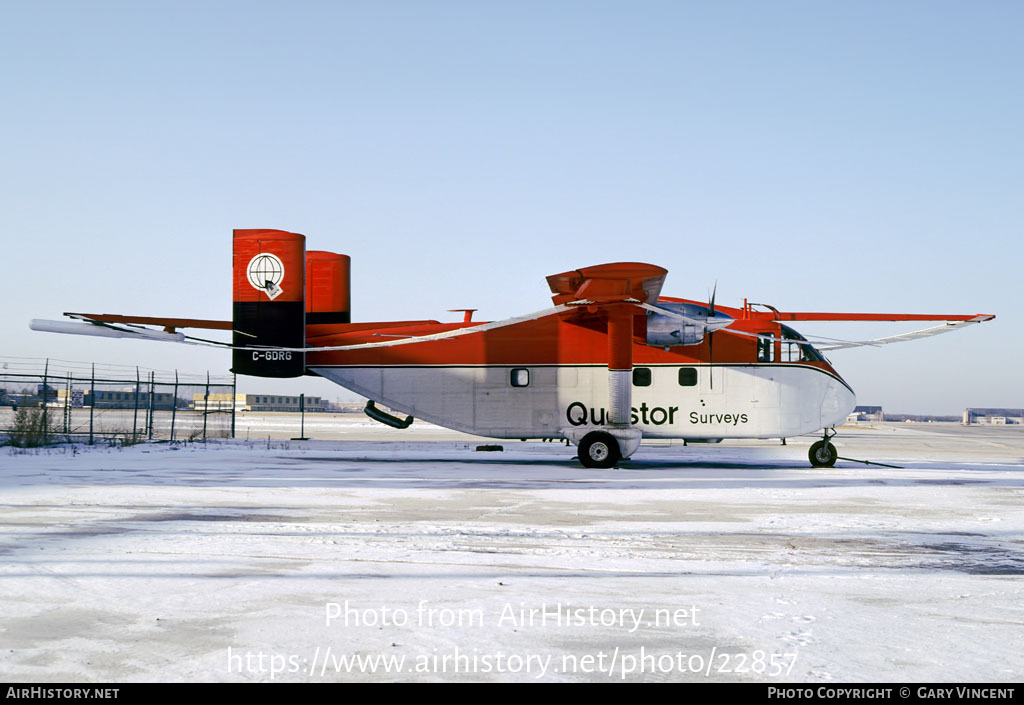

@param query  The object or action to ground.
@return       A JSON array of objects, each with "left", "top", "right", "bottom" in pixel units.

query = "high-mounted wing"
[
  {"left": 30, "top": 312, "right": 233, "bottom": 347},
  {"left": 812, "top": 317, "right": 994, "bottom": 351},
  {"left": 761, "top": 311, "right": 995, "bottom": 323},
  {"left": 31, "top": 307, "right": 576, "bottom": 353},
  {"left": 30, "top": 256, "right": 995, "bottom": 360},
  {"left": 736, "top": 308, "right": 996, "bottom": 350},
  {"left": 62, "top": 312, "right": 231, "bottom": 331}
]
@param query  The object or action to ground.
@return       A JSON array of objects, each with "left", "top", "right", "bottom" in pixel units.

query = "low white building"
[
  {"left": 192, "top": 393, "right": 327, "bottom": 413},
  {"left": 847, "top": 405, "right": 884, "bottom": 423}
]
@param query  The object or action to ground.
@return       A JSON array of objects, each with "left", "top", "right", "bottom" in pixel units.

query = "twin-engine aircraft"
[{"left": 31, "top": 229, "right": 994, "bottom": 468}]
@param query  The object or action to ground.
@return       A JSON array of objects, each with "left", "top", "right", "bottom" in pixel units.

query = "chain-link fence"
[{"left": 0, "top": 357, "right": 236, "bottom": 445}]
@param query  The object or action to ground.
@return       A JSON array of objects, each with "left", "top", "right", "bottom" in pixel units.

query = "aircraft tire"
[
  {"left": 808, "top": 440, "right": 838, "bottom": 468},
  {"left": 578, "top": 432, "right": 621, "bottom": 469}
]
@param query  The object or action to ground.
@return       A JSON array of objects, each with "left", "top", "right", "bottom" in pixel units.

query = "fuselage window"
[
  {"left": 633, "top": 367, "right": 652, "bottom": 386},
  {"left": 678, "top": 367, "right": 697, "bottom": 386},
  {"left": 757, "top": 333, "right": 775, "bottom": 362},
  {"left": 510, "top": 368, "right": 530, "bottom": 387}
]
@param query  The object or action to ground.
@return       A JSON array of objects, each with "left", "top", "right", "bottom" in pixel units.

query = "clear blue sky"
[{"left": 3, "top": 0, "right": 1021, "bottom": 413}]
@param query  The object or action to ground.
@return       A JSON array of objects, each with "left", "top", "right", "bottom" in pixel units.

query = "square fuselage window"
[
  {"left": 678, "top": 368, "right": 698, "bottom": 386},
  {"left": 511, "top": 368, "right": 530, "bottom": 387},
  {"left": 633, "top": 368, "right": 652, "bottom": 386}
]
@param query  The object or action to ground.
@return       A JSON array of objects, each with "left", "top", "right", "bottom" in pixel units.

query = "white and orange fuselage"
[
  {"left": 305, "top": 308, "right": 855, "bottom": 444},
  {"left": 35, "top": 228, "right": 993, "bottom": 467}
]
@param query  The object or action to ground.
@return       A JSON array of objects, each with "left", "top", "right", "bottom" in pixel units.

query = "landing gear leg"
[{"left": 808, "top": 428, "right": 838, "bottom": 468}]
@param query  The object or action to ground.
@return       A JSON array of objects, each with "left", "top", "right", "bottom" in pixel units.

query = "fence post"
[
  {"left": 63, "top": 373, "right": 71, "bottom": 435},
  {"left": 42, "top": 359, "right": 49, "bottom": 445},
  {"left": 201, "top": 372, "right": 209, "bottom": 442},
  {"left": 132, "top": 366, "right": 140, "bottom": 443},
  {"left": 88, "top": 363, "right": 95, "bottom": 445},
  {"left": 147, "top": 371, "right": 155, "bottom": 440},
  {"left": 170, "top": 370, "right": 178, "bottom": 442}
]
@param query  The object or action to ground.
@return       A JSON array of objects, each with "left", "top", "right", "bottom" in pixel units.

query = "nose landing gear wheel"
[
  {"left": 809, "top": 440, "right": 838, "bottom": 467},
  {"left": 578, "top": 431, "right": 621, "bottom": 469}
]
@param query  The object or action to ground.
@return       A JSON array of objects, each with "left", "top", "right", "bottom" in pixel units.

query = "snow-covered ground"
[{"left": 1, "top": 422, "right": 1022, "bottom": 682}]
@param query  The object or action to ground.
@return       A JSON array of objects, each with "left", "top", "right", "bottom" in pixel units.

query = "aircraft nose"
[{"left": 821, "top": 378, "right": 856, "bottom": 428}]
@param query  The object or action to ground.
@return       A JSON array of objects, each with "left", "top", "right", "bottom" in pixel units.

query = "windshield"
[{"left": 779, "top": 324, "right": 825, "bottom": 363}]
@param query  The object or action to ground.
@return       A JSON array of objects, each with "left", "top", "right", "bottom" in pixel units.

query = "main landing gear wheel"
[
  {"left": 578, "top": 431, "right": 621, "bottom": 469},
  {"left": 808, "top": 440, "right": 838, "bottom": 468}
]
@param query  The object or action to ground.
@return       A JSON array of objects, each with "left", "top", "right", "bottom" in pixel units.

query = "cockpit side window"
[
  {"left": 781, "top": 334, "right": 800, "bottom": 363},
  {"left": 757, "top": 333, "right": 775, "bottom": 362}
]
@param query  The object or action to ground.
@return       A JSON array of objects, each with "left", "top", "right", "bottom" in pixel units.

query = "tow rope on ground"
[{"left": 837, "top": 455, "right": 903, "bottom": 469}]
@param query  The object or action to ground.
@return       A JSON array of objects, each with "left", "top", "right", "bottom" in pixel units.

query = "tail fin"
[
  {"left": 306, "top": 251, "right": 351, "bottom": 324},
  {"left": 232, "top": 229, "right": 306, "bottom": 377}
]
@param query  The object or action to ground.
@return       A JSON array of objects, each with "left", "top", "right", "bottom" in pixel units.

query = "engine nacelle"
[
  {"left": 645, "top": 302, "right": 732, "bottom": 347},
  {"left": 647, "top": 316, "right": 705, "bottom": 346}
]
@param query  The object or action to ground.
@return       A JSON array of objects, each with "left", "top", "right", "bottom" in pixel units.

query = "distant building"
[
  {"left": 962, "top": 408, "right": 1023, "bottom": 425},
  {"left": 848, "top": 405, "right": 884, "bottom": 423},
  {"left": 193, "top": 393, "right": 327, "bottom": 413},
  {"left": 57, "top": 387, "right": 176, "bottom": 410},
  {"left": 884, "top": 413, "right": 960, "bottom": 423}
]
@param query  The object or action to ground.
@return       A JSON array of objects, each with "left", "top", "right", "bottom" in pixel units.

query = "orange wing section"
[
  {"left": 762, "top": 312, "right": 995, "bottom": 322},
  {"left": 658, "top": 298, "right": 995, "bottom": 324},
  {"left": 64, "top": 313, "right": 231, "bottom": 332}
]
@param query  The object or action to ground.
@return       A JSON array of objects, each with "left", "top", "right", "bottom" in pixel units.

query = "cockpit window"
[{"left": 779, "top": 324, "right": 825, "bottom": 363}]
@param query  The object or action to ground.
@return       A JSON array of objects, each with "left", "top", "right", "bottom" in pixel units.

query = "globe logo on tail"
[{"left": 246, "top": 253, "right": 285, "bottom": 300}]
